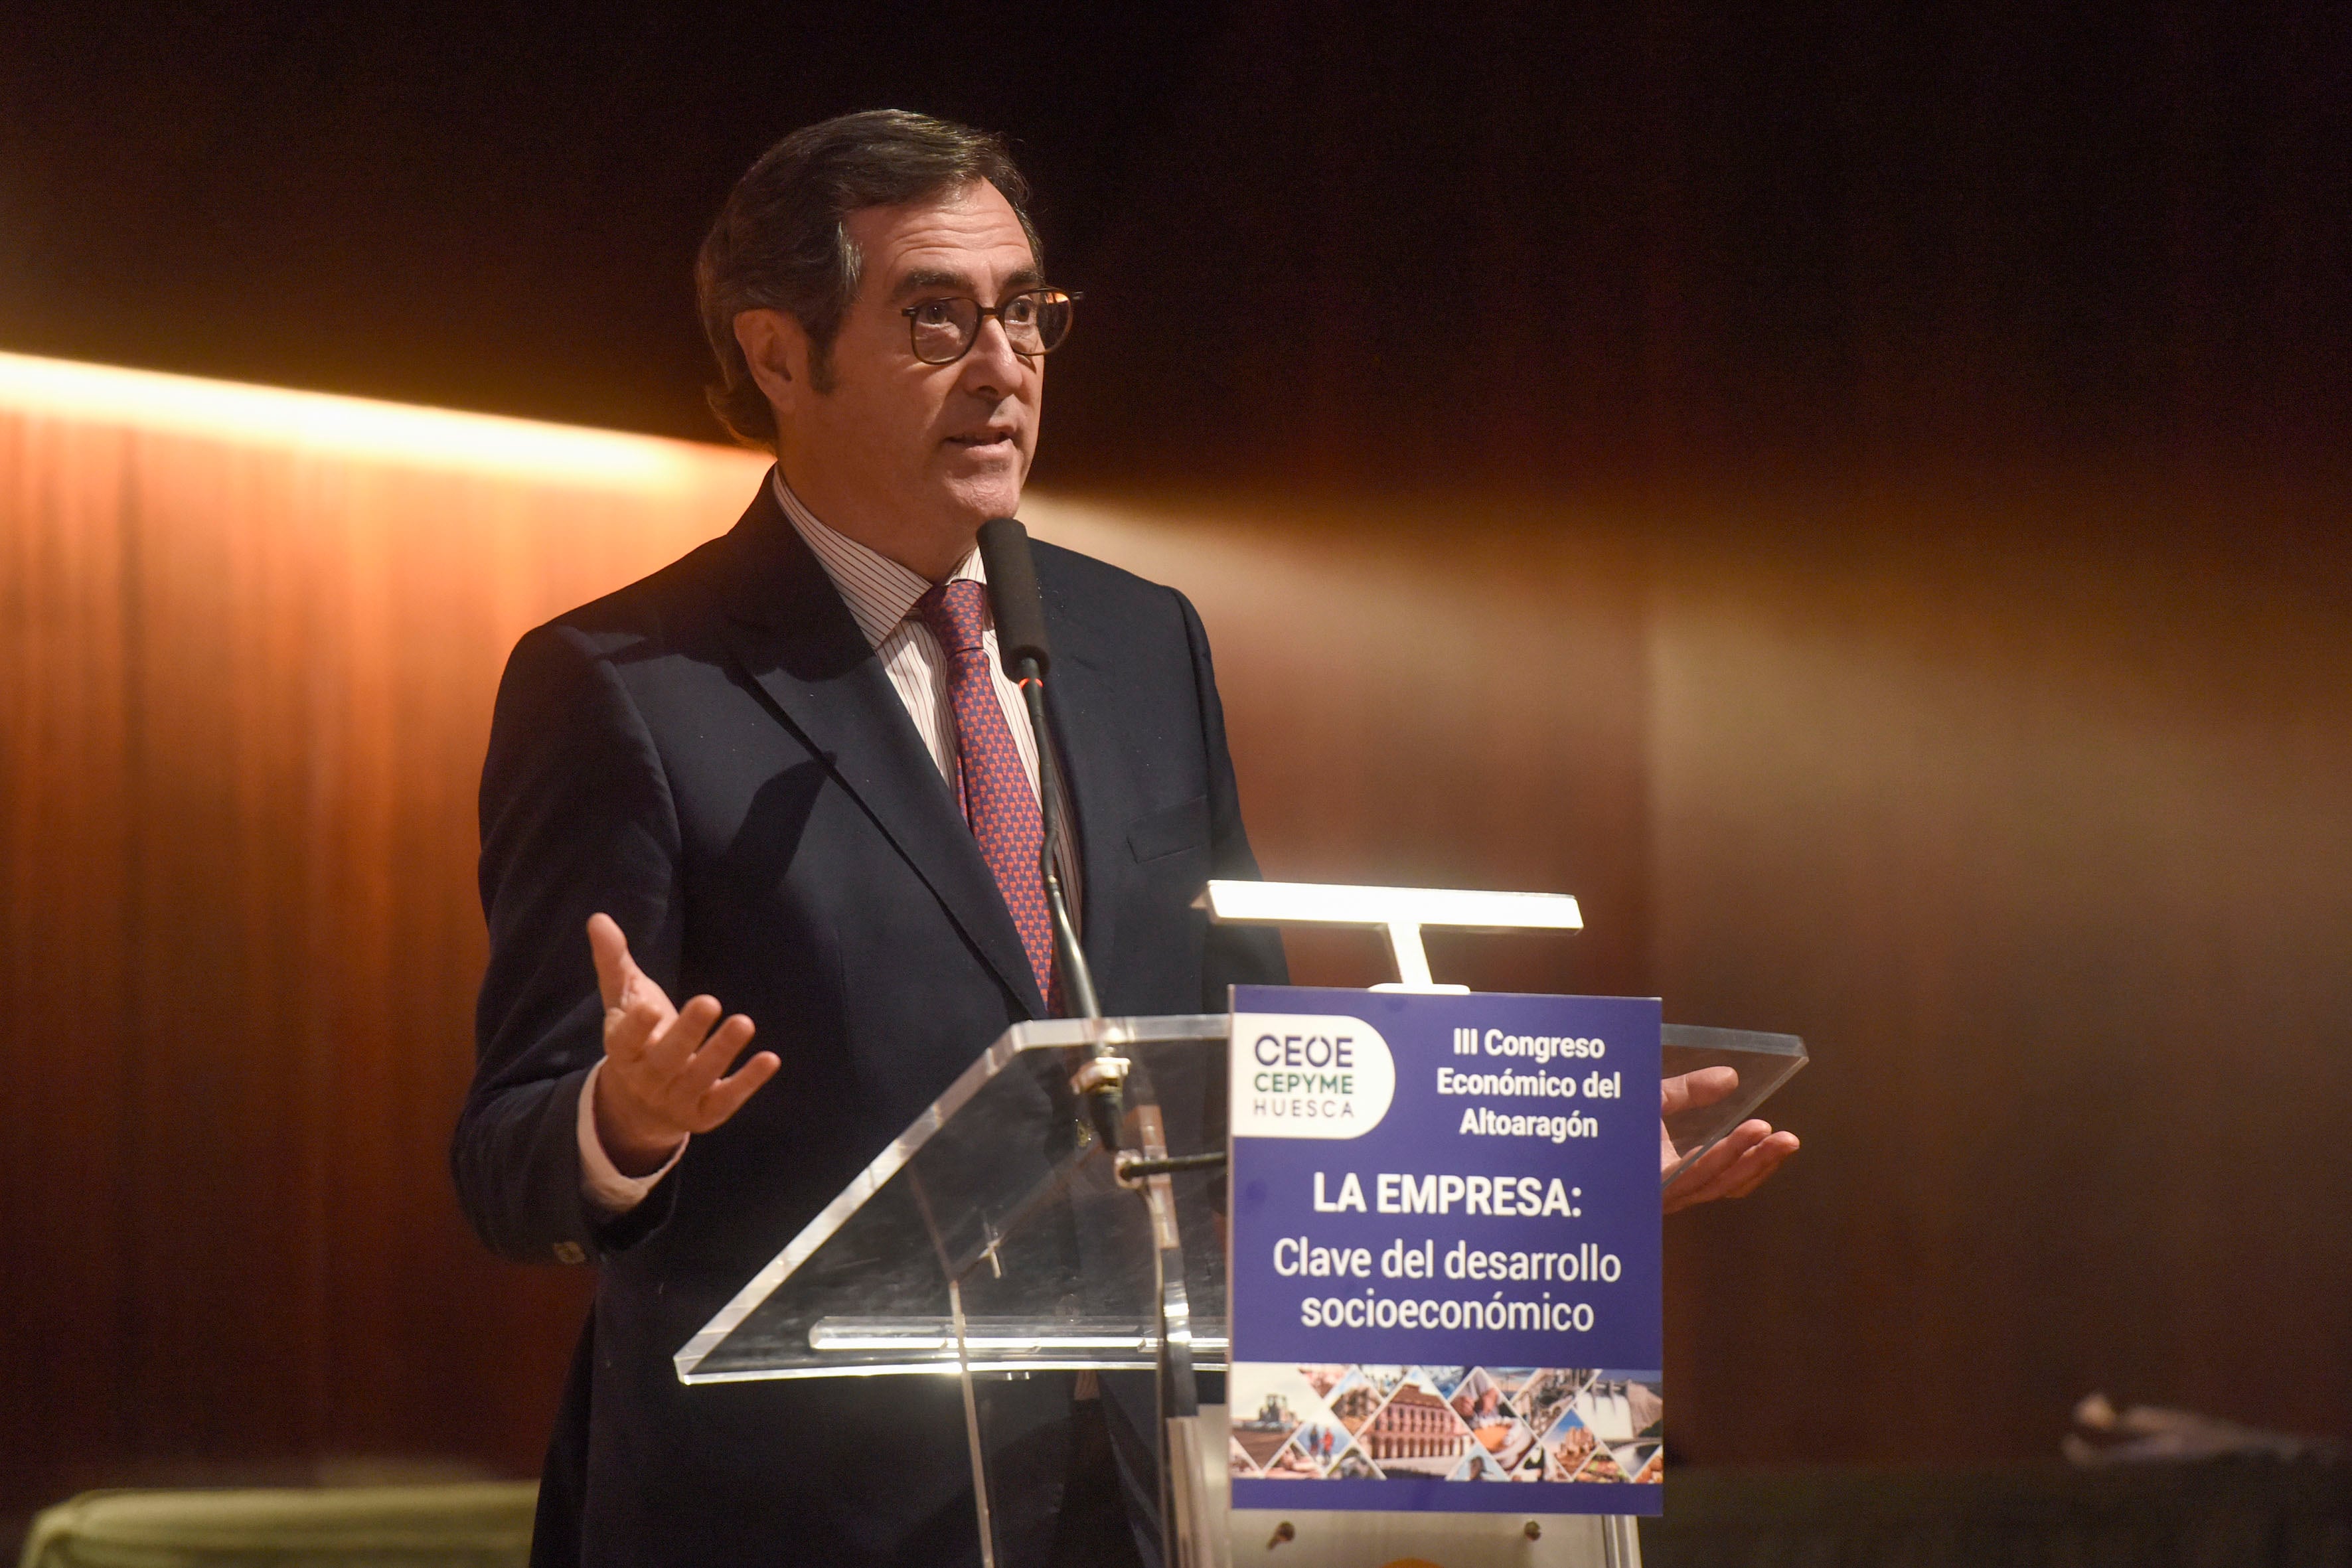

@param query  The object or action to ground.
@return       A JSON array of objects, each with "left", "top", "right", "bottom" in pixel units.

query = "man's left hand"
[{"left": 1660, "top": 1066, "right": 1799, "bottom": 1214}]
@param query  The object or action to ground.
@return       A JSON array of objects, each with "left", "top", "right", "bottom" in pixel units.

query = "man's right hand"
[{"left": 586, "top": 913, "right": 779, "bottom": 1177}]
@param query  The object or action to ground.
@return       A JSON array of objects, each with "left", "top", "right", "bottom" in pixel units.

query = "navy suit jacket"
[{"left": 452, "top": 477, "right": 1285, "bottom": 1566}]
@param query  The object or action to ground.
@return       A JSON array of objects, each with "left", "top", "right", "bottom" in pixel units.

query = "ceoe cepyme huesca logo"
[{"left": 1229, "top": 1012, "right": 1395, "bottom": 1139}]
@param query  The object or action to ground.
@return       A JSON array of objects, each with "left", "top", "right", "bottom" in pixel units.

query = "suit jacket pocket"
[{"left": 1127, "top": 795, "right": 1210, "bottom": 864}]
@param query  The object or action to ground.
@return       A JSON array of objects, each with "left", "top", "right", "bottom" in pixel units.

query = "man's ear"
[{"left": 734, "top": 309, "right": 807, "bottom": 422}]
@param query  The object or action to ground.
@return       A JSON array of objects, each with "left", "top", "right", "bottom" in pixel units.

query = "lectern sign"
[{"left": 1225, "top": 986, "right": 1664, "bottom": 1516}]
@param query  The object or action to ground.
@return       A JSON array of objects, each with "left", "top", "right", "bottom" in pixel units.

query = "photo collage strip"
[{"left": 1227, "top": 1363, "right": 1663, "bottom": 1486}]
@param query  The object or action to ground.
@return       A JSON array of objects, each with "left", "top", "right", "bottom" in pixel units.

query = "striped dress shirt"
[
  {"left": 578, "top": 471, "right": 1083, "bottom": 1212},
  {"left": 768, "top": 469, "right": 1082, "bottom": 915}
]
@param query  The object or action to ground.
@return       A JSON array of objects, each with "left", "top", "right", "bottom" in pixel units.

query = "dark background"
[
  {"left": 8, "top": 1, "right": 2345, "bottom": 488},
  {"left": 6, "top": 0, "right": 2349, "bottom": 1541}
]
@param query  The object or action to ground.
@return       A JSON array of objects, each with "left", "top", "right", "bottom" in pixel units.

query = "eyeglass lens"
[{"left": 908, "top": 291, "right": 1074, "bottom": 365}]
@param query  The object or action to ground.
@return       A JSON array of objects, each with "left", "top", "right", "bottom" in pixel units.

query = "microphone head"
[{"left": 977, "top": 516, "right": 1052, "bottom": 676}]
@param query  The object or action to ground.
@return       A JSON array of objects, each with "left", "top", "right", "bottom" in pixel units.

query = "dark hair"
[{"left": 695, "top": 110, "right": 1042, "bottom": 449}]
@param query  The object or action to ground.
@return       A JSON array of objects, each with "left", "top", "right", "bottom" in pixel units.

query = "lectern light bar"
[
  {"left": 1198, "top": 880, "right": 1582, "bottom": 931},
  {"left": 1197, "top": 880, "right": 1582, "bottom": 990}
]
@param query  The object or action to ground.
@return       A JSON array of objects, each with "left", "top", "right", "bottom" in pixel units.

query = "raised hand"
[
  {"left": 586, "top": 913, "right": 779, "bottom": 1176},
  {"left": 1660, "top": 1065, "right": 1798, "bottom": 1214}
]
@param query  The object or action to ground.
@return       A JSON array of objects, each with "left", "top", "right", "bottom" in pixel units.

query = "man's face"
[{"left": 751, "top": 180, "right": 1044, "bottom": 569}]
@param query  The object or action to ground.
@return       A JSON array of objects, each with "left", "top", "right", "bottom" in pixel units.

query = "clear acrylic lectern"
[{"left": 675, "top": 1012, "right": 1802, "bottom": 1568}]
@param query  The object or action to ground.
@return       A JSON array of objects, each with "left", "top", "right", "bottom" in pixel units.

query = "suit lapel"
[
  {"left": 1034, "top": 558, "right": 1128, "bottom": 993},
  {"left": 712, "top": 483, "right": 1048, "bottom": 1018}
]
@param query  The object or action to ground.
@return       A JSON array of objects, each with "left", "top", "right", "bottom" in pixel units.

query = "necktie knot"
[{"left": 915, "top": 580, "right": 990, "bottom": 659}]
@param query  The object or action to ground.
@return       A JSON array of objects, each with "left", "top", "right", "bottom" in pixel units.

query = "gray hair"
[{"left": 695, "top": 110, "right": 1042, "bottom": 449}]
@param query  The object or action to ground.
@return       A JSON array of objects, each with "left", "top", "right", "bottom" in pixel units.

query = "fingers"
[
  {"left": 602, "top": 993, "right": 668, "bottom": 1069},
  {"left": 1717, "top": 1131, "right": 1799, "bottom": 1199},
  {"left": 1689, "top": 1135, "right": 1793, "bottom": 1205},
  {"left": 699, "top": 1049, "right": 781, "bottom": 1127},
  {"left": 584, "top": 916, "right": 772, "bottom": 1148},
  {"left": 587, "top": 913, "right": 631, "bottom": 1010},
  {"left": 1660, "top": 1065, "right": 1739, "bottom": 1117},
  {"left": 1664, "top": 1121, "right": 1798, "bottom": 1212},
  {"left": 672, "top": 1010, "right": 757, "bottom": 1099},
  {"left": 599, "top": 989, "right": 675, "bottom": 1075},
  {"left": 645, "top": 993, "right": 725, "bottom": 1075},
  {"left": 591, "top": 916, "right": 692, "bottom": 1081},
  {"left": 1665, "top": 1121, "right": 1766, "bottom": 1208},
  {"left": 1679, "top": 1121, "right": 1765, "bottom": 1184},
  {"left": 1662, "top": 1120, "right": 1768, "bottom": 1212},
  {"left": 588, "top": 913, "right": 674, "bottom": 1020},
  {"left": 641, "top": 1005, "right": 773, "bottom": 1131}
]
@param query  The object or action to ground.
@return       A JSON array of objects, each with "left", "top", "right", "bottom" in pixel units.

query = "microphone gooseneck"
[
  {"left": 978, "top": 516, "right": 1116, "bottom": 1150},
  {"left": 976, "top": 517, "right": 1099, "bottom": 1022},
  {"left": 985, "top": 522, "right": 1219, "bottom": 1541}
]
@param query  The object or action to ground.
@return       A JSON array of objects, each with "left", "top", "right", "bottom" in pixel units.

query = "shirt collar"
[{"left": 769, "top": 467, "right": 985, "bottom": 652}]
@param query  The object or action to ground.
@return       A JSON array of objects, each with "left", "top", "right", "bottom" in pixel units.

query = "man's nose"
[{"left": 957, "top": 314, "right": 1028, "bottom": 396}]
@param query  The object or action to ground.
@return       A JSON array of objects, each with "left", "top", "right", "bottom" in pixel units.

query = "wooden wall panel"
[
  {"left": 1, "top": 359, "right": 767, "bottom": 1519},
  {"left": 1646, "top": 492, "right": 2352, "bottom": 1463},
  {"left": 4, "top": 414, "right": 135, "bottom": 1502},
  {"left": 1042, "top": 481, "right": 2352, "bottom": 1467}
]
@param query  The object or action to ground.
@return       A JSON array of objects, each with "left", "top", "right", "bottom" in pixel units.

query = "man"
[
  {"left": 453, "top": 110, "right": 1792, "bottom": 1568},
  {"left": 453, "top": 110, "right": 1279, "bottom": 1566}
]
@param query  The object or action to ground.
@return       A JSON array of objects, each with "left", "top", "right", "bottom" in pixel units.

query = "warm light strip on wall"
[{"left": 0, "top": 349, "right": 736, "bottom": 487}]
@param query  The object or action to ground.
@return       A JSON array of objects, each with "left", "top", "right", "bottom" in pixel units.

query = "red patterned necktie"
[{"left": 914, "top": 580, "right": 1057, "bottom": 1005}]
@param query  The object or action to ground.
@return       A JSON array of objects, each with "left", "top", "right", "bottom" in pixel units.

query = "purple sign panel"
[{"left": 1225, "top": 986, "right": 1662, "bottom": 1516}]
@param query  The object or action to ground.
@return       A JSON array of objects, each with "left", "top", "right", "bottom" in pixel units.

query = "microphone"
[
  {"left": 977, "top": 516, "right": 1052, "bottom": 676},
  {"left": 975, "top": 517, "right": 1103, "bottom": 1028}
]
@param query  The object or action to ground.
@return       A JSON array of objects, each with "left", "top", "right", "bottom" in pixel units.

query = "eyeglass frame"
[{"left": 898, "top": 288, "right": 1081, "bottom": 366}]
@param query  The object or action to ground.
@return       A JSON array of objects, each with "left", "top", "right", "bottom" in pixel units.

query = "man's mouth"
[{"left": 947, "top": 427, "right": 1017, "bottom": 450}]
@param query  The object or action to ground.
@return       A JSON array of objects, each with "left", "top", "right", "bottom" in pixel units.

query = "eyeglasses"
[{"left": 900, "top": 289, "right": 1079, "bottom": 366}]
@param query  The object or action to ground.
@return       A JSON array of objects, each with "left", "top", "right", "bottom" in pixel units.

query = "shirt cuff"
[{"left": 577, "top": 1058, "right": 687, "bottom": 1215}]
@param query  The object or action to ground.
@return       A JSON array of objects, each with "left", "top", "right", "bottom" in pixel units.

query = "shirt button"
[{"left": 553, "top": 1241, "right": 587, "bottom": 1265}]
